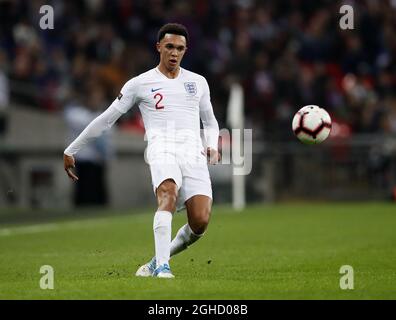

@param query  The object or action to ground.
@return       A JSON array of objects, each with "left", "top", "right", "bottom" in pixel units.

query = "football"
[{"left": 292, "top": 105, "right": 332, "bottom": 144}]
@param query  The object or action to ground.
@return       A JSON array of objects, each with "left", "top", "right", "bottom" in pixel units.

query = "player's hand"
[
  {"left": 63, "top": 154, "right": 79, "bottom": 181},
  {"left": 206, "top": 147, "right": 221, "bottom": 165}
]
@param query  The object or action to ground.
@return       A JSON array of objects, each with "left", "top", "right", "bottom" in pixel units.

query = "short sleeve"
[{"left": 112, "top": 77, "right": 139, "bottom": 114}]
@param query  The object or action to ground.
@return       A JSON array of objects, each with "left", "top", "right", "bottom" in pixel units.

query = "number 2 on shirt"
[{"left": 154, "top": 93, "right": 164, "bottom": 109}]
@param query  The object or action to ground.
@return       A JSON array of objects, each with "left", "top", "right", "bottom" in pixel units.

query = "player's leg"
[
  {"left": 136, "top": 179, "right": 178, "bottom": 278},
  {"left": 169, "top": 160, "right": 213, "bottom": 258},
  {"left": 136, "top": 161, "right": 182, "bottom": 278},
  {"left": 143, "top": 195, "right": 212, "bottom": 270},
  {"left": 136, "top": 161, "right": 211, "bottom": 277},
  {"left": 152, "top": 179, "right": 177, "bottom": 278},
  {"left": 170, "top": 195, "right": 212, "bottom": 257}
]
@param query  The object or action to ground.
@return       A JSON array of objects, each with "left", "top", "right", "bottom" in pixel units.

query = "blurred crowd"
[{"left": 1, "top": 0, "right": 396, "bottom": 140}]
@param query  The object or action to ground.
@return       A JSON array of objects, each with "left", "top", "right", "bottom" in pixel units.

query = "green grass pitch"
[{"left": 0, "top": 203, "right": 395, "bottom": 299}]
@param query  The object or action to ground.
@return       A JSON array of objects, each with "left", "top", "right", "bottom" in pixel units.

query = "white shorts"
[{"left": 149, "top": 155, "right": 212, "bottom": 211}]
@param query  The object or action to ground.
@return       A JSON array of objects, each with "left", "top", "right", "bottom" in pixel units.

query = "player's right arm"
[{"left": 64, "top": 78, "right": 138, "bottom": 181}]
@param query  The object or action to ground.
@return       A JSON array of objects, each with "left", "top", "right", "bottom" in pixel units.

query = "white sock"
[
  {"left": 170, "top": 224, "right": 203, "bottom": 257},
  {"left": 153, "top": 211, "right": 173, "bottom": 267}
]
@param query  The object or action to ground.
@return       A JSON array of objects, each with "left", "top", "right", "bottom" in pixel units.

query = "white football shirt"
[
  {"left": 113, "top": 67, "right": 218, "bottom": 162},
  {"left": 64, "top": 67, "right": 219, "bottom": 164}
]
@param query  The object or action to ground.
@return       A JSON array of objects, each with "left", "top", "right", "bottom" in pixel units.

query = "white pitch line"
[
  {"left": 0, "top": 223, "right": 59, "bottom": 237},
  {"left": 0, "top": 212, "right": 150, "bottom": 237}
]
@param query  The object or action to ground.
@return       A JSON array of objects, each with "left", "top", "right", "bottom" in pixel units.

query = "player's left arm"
[{"left": 199, "top": 78, "right": 220, "bottom": 165}]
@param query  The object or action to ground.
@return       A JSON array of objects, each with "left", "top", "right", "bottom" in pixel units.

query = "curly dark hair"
[{"left": 157, "top": 23, "right": 189, "bottom": 43}]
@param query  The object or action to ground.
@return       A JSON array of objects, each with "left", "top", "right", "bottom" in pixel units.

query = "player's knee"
[
  {"left": 159, "top": 193, "right": 177, "bottom": 211},
  {"left": 157, "top": 180, "right": 178, "bottom": 212},
  {"left": 190, "top": 211, "right": 210, "bottom": 235},
  {"left": 191, "top": 220, "right": 209, "bottom": 235}
]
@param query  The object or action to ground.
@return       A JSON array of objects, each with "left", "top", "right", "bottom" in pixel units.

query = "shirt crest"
[{"left": 184, "top": 82, "right": 197, "bottom": 96}]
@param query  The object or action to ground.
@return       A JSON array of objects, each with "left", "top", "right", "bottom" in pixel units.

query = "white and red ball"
[{"left": 292, "top": 105, "right": 332, "bottom": 144}]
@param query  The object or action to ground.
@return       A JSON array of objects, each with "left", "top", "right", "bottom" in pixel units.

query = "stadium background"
[
  {"left": 1, "top": 0, "right": 396, "bottom": 209},
  {"left": 0, "top": 0, "right": 396, "bottom": 300}
]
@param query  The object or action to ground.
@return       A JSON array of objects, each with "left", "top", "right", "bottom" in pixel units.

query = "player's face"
[{"left": 157, "top": 34, "right": 187, "bottom": 71}]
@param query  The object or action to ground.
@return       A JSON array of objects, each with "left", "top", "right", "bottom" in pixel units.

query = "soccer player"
[{"left": 63, "top": 23, "right": 220, "bottom": 278}]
